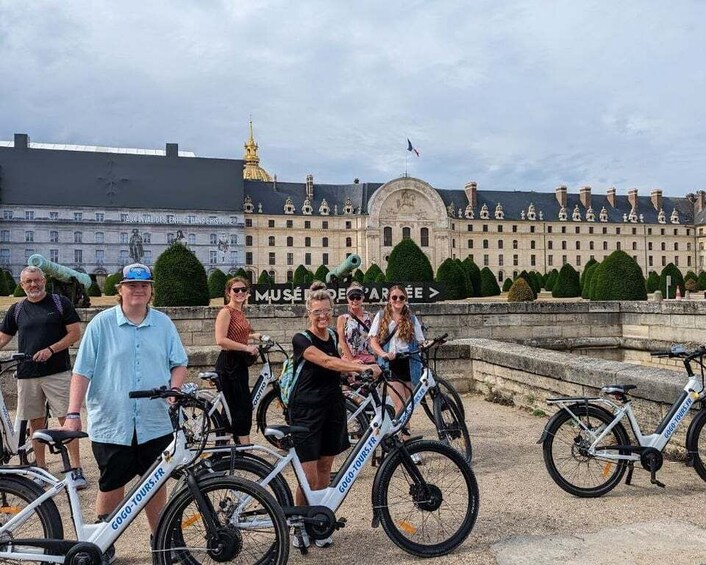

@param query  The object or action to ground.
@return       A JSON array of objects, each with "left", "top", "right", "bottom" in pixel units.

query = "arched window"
[
  {"left": 383, "top": 227, "right": 392, "bottom": 247},
  {"left": 268, "top": 236, "right": 275, "bottom": 246},
  {"left": 402, "top": 227, "right": 411, "bottom": 240},
  {"left": 420, "top": 227, "right": 429, "bottom": 247},
  {"left": 286, "top": 236, "right": 293, "bottom": 246},
  {"left": 287, "top": 270, "right": 293, "bottom": 282},
  {"left": 322, "top": 237, "right": 329, "bottom": 247},
  {"left": 305, "top": 237, "right": 311, "bottom": 247},
  {"left": 345, "top": 237, "right": 352, "bottom": 247}
]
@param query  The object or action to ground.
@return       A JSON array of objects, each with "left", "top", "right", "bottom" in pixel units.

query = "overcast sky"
[{"left": 1, "top": 1, "right": 705, "bottom": 197}]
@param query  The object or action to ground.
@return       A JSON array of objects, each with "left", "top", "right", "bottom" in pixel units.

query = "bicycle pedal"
[{"left": 335, "top": 517, "right": 347, "bottom": 529}]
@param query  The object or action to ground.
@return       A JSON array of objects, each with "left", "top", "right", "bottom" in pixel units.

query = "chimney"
[
  {"left": 696, "top": 190, "right": 706, "bottom": 214},
  {"left": 305, "top": 174, "right": 314, "bottom": 201},
  {"left": 628, "top": 188, "right": 638, "bottom": 211},
  {"left": 165, "top": 143, "right": 179, "bottom": 158},
  {"left": 579, "top": 185, "right": 591, "bottom": 209},
  {"left": 555, "top": 185, "right": 567, "bottom": 209},
  {"left": 607, "top": 187, "right": 617, "bottom": 208},
  {"left": 464, "top": 181, "right": 477, "bottom": 208},
  {"left": 650, "top": 189, "right": 663, "bottom": 212},
  {"left": 14, "top": 133, "right": 29, "bottom": 149}
]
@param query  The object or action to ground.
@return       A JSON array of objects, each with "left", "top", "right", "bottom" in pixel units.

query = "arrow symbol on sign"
[{"left": 428, "top": 287, "right": 439, "bottom": 299}]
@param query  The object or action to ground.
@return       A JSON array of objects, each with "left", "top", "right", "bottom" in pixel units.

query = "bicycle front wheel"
[
  {"left": 0, "top": 475, "right": 64, "bottom": 565},
  {"left": 543, "top": 404, "right": 630, "bottom": 497},
  {"left": 373, "top": 439, "right": 479, "bottom": 557},
  {"left": 433, "top": 393, "right": 472, "bottom": 462},
  {"left": 154, "top": 475, "right": 289, "bottom": 565},
  {"left": 434, "top": 376, "right": 466, "bottom": 421}
]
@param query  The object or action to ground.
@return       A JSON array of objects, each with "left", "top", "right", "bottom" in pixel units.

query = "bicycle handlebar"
[
  {"left": 129, "top": 384, "right": 199, "bottom": 400},
  {"left": 0, "top": 352, "right": 33, "bottom": 364},
  {"left": 650, "top": 344, "right": 705, "bottom": 359},
  {"left": 390, "top": 334, "right": 450, "bottom": 359}
]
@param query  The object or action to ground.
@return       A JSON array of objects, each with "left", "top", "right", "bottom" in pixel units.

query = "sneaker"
[
  {"left": 73, "top": 468, "right": 88, "bottom": 491},
  {"left": 314, "top": 536, "right": 333, "bottom": 548},
  {"left": 292, "top": 528, "right": 310, "bottom": 549},
  {"left": 410, "top": 453, "right": 423, "bottom": 465},
  {"left": 102, "top": 545, "right": 116, "bottom": 565}
]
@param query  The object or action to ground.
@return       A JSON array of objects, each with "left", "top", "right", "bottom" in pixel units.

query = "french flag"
[{"left": 407, "top": 138, "right": 420, "bottom": 157}]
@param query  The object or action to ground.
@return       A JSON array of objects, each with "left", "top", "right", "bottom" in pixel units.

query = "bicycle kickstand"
[{"left": 624, "top": 462, "right": 635, "bottom": 485}]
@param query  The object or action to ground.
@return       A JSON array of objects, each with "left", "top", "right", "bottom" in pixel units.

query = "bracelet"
[
  {"left": 47, "top": 346, "right": 55, "bottom": 354},
  {"left": 65, "top": 413, "right": 80, "bottom": 420}
]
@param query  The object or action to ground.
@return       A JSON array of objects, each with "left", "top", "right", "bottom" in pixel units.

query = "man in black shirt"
[{"left": 0, "top": 266, "right": 85, "bottom": 486}]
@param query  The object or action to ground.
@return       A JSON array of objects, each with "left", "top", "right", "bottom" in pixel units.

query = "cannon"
[
  {"left": 27, "top": 254, "right": 92, "bottom": 308},
  {"left": 326, "top": 254, "right": 362, "bottom": 284}
]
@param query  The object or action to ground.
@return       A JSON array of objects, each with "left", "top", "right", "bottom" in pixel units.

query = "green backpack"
[{"left": 279, "top": 328, "right": 338, "bottom": 407}]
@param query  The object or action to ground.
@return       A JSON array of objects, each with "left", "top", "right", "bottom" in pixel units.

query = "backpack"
[
  {"left": 279, "top": 328, "right": 338, "bottom": 407},
  {"left": 14, "top": 294, "right": 64, "bottom": 326}
]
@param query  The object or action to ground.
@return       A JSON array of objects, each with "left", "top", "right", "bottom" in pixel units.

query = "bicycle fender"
[
  {"left": 685, "top": 409, "right": 706, "bottom": 465},
  {"left": 536, "top": 402, "right": 616, "bottom": 444}
]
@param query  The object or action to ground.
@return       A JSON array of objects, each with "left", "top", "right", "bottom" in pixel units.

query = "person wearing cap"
[
  {"left": 0, "top": 265, "right": 84, "bottom": 485},
  {"left": 336, "top": 282, "right": 375, "bottom": 370},
  {"left": 64, "top": 263, "right": 188, "bottom": 537}
]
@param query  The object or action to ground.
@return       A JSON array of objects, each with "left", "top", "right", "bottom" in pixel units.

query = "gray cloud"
[{"left": 1, "top": 0, "right": 705, "bottom": 197}]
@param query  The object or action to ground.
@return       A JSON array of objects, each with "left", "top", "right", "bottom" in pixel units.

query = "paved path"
[{"left": 33, "top": 396, "right": 706, "bottom": 564}]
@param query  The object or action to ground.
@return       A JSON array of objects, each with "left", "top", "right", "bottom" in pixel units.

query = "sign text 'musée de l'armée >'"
[{"left": 249, "top": 283, "right": 445, "bottom": 305}]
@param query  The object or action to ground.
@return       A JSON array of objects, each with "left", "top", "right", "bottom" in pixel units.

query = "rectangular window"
[
  {"left": 575, "top": 226, "right": 580, "bottom": 234},
  {"left": 25, "top": 211, "right": 34, "bottom": 220},
  {"left": 25, "top": 231, "right": 33, "bottom": 242},
  {"left": 74, "top": 212, "right": 82, "bottom": 221},
  {"left": 498, "top": 255, "right": 504, "bottom": 266},
  {"left": 49, "top": 230, "right": 58, "bottom": 243},
  {"left": 589, "top": 227, "right": 594, "bottom": 234},
  {"left": 512, "top": 225, "right": 517, "bottom": 233},
  {"left": 50, "top": 211, "right": 59, "bottom": 220},
  {"left": 497, "top": 225, "right": 503, "bottom": 233},
  {"left": 305, "top": 253, "right": 311, "bottom": 265},
  {"left": 74, "top": 249, "right": 83, "bottom": 264},
  {"left": 548, "top": 255, "right": 553, "bottom": 266},
  {"left": 305, "top": 221, "right": 311, "bottom": 229},
  {"left": 468, "top": 225, "right": 473, "bottom": 232},
  {"left": 0, "top": 230, "right": 9, "bottom": 242},
  {"left": 143, "top": 250, "right": 152, "bottom": 262},
  {"left": 49, "top": 249, "right": 59, "bottom": 263},
  {"left": 576, "top": 256, "right": 581, "bottom": 266},
  {"left": 531, "top": 254, "right": 536, "bottom": 266},
  {"left": 119, "top": 250, "right": 129, "bottom": 265},
  {"left": 268, "top": 220, "right": 275, "bottom": 228},
  {"left": 530, "top": 226, "right": 535, "bottom": 233},
  {"left": 3, "top": 211, "right": 13, "bottom": 220},
  {"left": 345, "top": 221, "right": 352, "bottom": 229},
  {"left": 616, "top": 227, "right": 621, "bottom": 235},
  {"left": 245, "top": 219, "right": 252, "bottom": 228},
  {"left": 467, "top": 240, "right": 473, "bottom": 248},
  {"left": 245, "top": 252, "right": 253, "bottom": 265},
  {"left": 25, "top": 249, "right": 35, "bottom": 260},
  {"left": 482, "top": 225, "right": 488, "bottom": 232},
  {"left": 120, "top": 232, "right": 128, "bottom": 244},
  {"left": 483, "top": 254, "right": 489, "bottom": 266},
  {"left": 96, "top": 212, "right": 104, "bottom": 222},
  {"left": 287, "top": 220, "right": 293, "bottom": 228},
  {"left": 530, "top": 240, "right": 536, "bottom": 249},
  {"left": 210, "top": 251, "right": 218, "bottom": 264},
  {"left": 323, "top": 253, "right": 329, "bottom": 265},
  {"left": 268, "top": 252, "right": 276, "bottom": 265},
  {"left": 0, "top": 249, "right": 9, "bottom": 265},
  {"left": 322, "top": 221, "right": 329, "bottom": 229},
  {"left": 96, "top": 249, "right": 105, "bottom": 264},
  {"left": 513, "top": 254, "right": 518, "bottom": 266},
  {"left": 287, "top": 253, "right": 294, "bottom": 266},
  {"left": 74, "top": 232, "right": 82, "bottom": 243},
  {"left": 210, "top": 234, "right": 218, "bottom": 245},
  {"left": 649, "top": 256, "right": 653, "bottom": 267}
]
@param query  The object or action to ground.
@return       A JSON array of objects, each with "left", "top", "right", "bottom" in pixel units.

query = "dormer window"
[
  {"left": 343, "top": 197, "right": 354, "bottom": 214},
  {"left": 479, "top": 203, "right": 489, "bottom": 220},
  {"left": 527, "top": 203, "right": 536, "bottom": 221},
  {"left": 302, "top": 198, "right": 313, "bottom": 215},
  {"left": 657, "top": 209, "right": 666, "bottom": 224},
  {"left": 558, "top": 206, "right": 568, "bottom": 221},
  {"left": 585, "top": 207, "right": 595, "bottom": 222},
  {"left": 628, "top": 208, "right": 638, "bottom": 223},
  {"left": 447, "top": 203, "right": 456, "bottom": 218},
  {"left": 284, "top": 196, "right": 295, "bottom": 215},
  {"left": 670, "top": 209, "right": 680, "bottom": 224},
  {"left": 244, "top": 195, "right": 254, "bottom": 213},
  {"left": 599, "top": 207, "right": 608, "bottom": 222},
  {"left": 572, "top": 205, "right": 581, "bottom": 222},
  {"left": 494, "top": 203, "right": 504, "bottom": 220},
  {"left": 319, "top": 199, "right": 330, "bottom": 215},
  {"left": 465, "top": 204, "right": 474, "bottom": 219}
]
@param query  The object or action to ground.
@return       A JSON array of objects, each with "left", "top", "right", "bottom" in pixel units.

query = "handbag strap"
[{"left": 348, "top": 311, "right": 370, "bottom": 332}]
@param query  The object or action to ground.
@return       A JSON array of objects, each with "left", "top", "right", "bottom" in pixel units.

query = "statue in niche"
[{"left": 129, "top": 229, "right": 144, "bottom": 262}]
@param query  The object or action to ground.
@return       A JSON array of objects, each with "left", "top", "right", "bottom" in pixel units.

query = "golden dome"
[{"left": 243, "top": 119, "right": 272, "bottom": 182}]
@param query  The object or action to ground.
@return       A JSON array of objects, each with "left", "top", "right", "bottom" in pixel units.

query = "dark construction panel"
[{"left": 0, "top": 146, "right": 244, "bottom": 212}]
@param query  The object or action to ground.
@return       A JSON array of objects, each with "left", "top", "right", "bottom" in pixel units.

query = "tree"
[
  {"left": 590, "top": 250, "right": 647, "bottom": 301},
  {"left": 386, "top": 239, "right": 433, "bottom": 283},
  {"left": 314, "top": 264, "right": 329, "bottom": 283},
  {"left": 580, "top": 258, "right": 598, "bottom": 290},
  {"left": 502, "top": 277, "right": 513, "bottom": 292},
  {"left": 545, "top": 269, "right": 559, "bottom": 291},
  {"left": 87, "top": 280, "right": 102, "bottom": 297},
  {"left": 659, "top": 263, "right": 684, "bottom": 299},
  {"left": 518, "top": 271, "right": 537, "bottom": 299},
  {"left": 435, "top": 258, "right": 467, "bottom": 300},
  {"left": 698, "top": 271, "right": 706, "bottom": 291},
  {"left": 552, "top": 263, "right": 581, "bottom": 298},
  {"left": 207, "top": 269, "right": 228, "bottom": 299},
  {"left": 292, "top": 265, "right": 309, "bottom": 286},
  {"left": 153, "top": 243, "right": 209, "bottom": 307},
  {"left": 353, "top": 269, "right": 365, "bottom": 283},
  {"left": 507, "top": 277, "right": 535, "bottom": 302},
  {"left": 364, "top": 263, "right": 384, "bottom": 283},
  {"left": 479, "top": 267, "right": 501, "bottom": 296},
  {"left": 375, "top": 273, "right": 386, "bottom": 283},
  {"left": 454, "top": 258, "right": 473, "bottom": 298},
  {"left": 257, "top": 270, "right": 274, "bottom": 286},
  {"left": 581, "top": 261, "right": 601, "bottom": 299},
  {"left": 646, "top": 271, "right": 661, "bottom": 293},
  {"left": 233, "top": 267, "right": 249, "bottom": 279},
  {"left": 686, "top": 278, "right": 699, "bottom": 292},
  {"left": 461, "top": 257, "right": 481, "bottom": 297},
  {"left": 0, "top": 271, "right": 9, "bottom": 296},
  {"left": 529, "top": 271, "right": 544, "bottom": 293},
  {"left": 13, "top": 283, "right": 26, "bottom": 297},
  {"left": 103, "top": 271, "right": 122, "bottom": 296},
  {"left": 685, "top": 270, "right": 698, "bottom": 284}
]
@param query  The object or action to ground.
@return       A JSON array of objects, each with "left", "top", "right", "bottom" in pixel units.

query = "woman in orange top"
[{"left": 215, "top": 276, "right": 260, "bottom": 444}]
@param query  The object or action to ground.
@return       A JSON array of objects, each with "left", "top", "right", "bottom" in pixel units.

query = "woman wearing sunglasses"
[
  {"left": 214, "top": 276, "right": 261, "bottom": 445},
  {"left": 369, "top": 285, "right": 425, "bottom": 446},
  {"left": 336, "top": 282, "right": 375, "bottom": 369}
]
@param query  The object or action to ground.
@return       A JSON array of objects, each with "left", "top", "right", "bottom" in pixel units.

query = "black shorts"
[
  {"left": 288, "top": 396, "right": 350, "bottom": 463},
  {"left": 92, "top": 431, "right": 172, "bottom": 492},
  {"left": 389, "top": 358, "right": 412, "bottom": 383}
]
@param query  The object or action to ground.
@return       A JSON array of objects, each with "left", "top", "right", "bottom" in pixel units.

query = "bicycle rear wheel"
[
  {"left": 373, "top": 439, "right": 479, "bottom": 557},
  {"left": 542, "top": 404, "right": 630, "bottom": 497},
  {"left": 154, "top": 475, "right": 289, "bottom": 565},
  {"left": 433, "top": 393, "right": 472, "bottom": 462},
  {"left": 0, "top": 475, "right": 64, "bottom": 565},
  {"left": 256, "top": 389, "right": 288, "bottom": 448}
]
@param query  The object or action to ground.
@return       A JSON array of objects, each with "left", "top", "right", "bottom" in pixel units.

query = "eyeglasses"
[
  {"left": 310, "top": 309, "right": 333, "bottom": 318},
  {"left": 348, "top": 294, "right": 364, "bottom": 301},
  {"left": 390, "top": 295, "right": 406, "bottom": 302},
  {"left": 231, "top": 287, "right": 248, "bottom": 294},
  {"left": 21, "top": 278, "right": 44, "bottom": 286}
]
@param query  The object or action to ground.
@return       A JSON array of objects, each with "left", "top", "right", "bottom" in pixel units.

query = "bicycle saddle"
[
  {"left": 601, "top": 384, "right": 637, "bottom": 396},
  {"left": 32, "top": 429, "right": 89, "bottom": 445},
  {"left": 263, "top": 424, "right": 310, "bottom": 439}
]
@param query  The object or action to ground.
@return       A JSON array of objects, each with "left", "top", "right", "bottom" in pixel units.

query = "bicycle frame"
[
  {"left": 0, "top": 426, "right": 196, "bottom": 563},
  {"left": 547, "top": 372, "right": 705, "bottom": 461},
  {"left": 0, "top": 358, "right": 34, "bottom": 462}
]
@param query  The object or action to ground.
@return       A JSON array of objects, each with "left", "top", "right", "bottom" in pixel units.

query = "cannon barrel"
[
  {"left": 325, "top": 254, "right": 362, "bottom": 283},
  {"left": 27, "top": 254, "right": 92, "bottom": 290}
]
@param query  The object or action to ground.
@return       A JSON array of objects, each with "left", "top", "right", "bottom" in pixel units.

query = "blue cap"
[{"left": 121, "top": 263, "right": 153, "bottom": 283}]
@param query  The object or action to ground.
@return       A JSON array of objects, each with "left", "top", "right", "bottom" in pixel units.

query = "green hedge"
[
  {"left": 435, "top": 258, "right": 467, "bottom": 300},
  {"left": 581, "top": 262, "right": 600, "bottom": 299},
  {"left": 507, "top": 277, "right": 535, "bottom": 302},
  {"left": 659, "top": 263, "right": 684, "bottom": 299},
  {"left": 590, "top": 250, "right": 646, "bottom": 300},
  {"left": 207, "top": 269, "right": 228, "bottom": 299},
  {"left": 386, "top": 239, "right": 433, "bottom": 282},
  {"left": 552, "top": 263, "right": 581, "bottom": 298},
  {"left": 502, "top": 277, "right": 513, "bottom": 292},
  {"left": 479, "top": 267, "right": 501, "bottom": 296},
  {"left": 646, "top": 271, "right": 660, "bottom": 293},
  {"left": 462, "top": 257, "right": 481, "bottom": 297},
  {"left": 153, "top": 244, "right": 209, "bottom": 307}
]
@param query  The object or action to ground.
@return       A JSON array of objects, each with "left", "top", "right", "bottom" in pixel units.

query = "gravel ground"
[{"left": 23, "top": 394, "right": 706, "bottom": 564}]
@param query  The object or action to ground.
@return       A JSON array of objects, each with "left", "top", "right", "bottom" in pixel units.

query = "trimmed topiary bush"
[
  {"left": 529, "top": 271, "right": 543, "bottom": 293},
  {"left": 686, "top": 278, "right": 699, "bottom": 292},
  {"left": 435, "top": 258, "right": 467, "bottom": 300},
  {"left": 545, "top": 269, "right": 559, "bottom": 291},
  {"left": 518, "top": 271, "right": 538, "bottom": 299},
  {"left": 581, "top": 261, "right": 600, "bottom": 299},
  {"left": 13, "top": 283, "right": 26, "bottom": 297},
  {"left": 698, "top": 271, "right": 706, "bottom": 291},
  {"left": 153, "top": 243, "right": 209, "bottom": 307},
  {"left": 590, "top": 250, "right": 647, "bottom": 301},
  {"left": 462, "top": 257, "right": 481, "bottom": 297},
  {"left": 659, "top": 263, "right": 684, "bottom": 300},
  {"left": 353, "top": 269, "right": 365, "bottom": 283},
  {"left": 375, "top": 273, "right": 386, "bottom": 283},
  {"left": 646, "top": 271, "right": 660, "bottom": 293},
  {"left": 233, "top": 267, "right": 249, "bottom": 279},
  {"left": 685, "top": 270, "right": 698, "bottom": 283},
  {"left": 580, "top": 258, "right": 598, "bottom": 291},
  {"left": 552, "top": 263, "right": 581, "bottom": 298},
  {"left": 364, "top": 263, "right": 384, "bottom": 283},
  {"left": 207, "top": 269, "right": 228, "bottom": 299},
  {"left": 502, "top": 277, "right": 513, "bottom": 292},
  {"left": 292, "top": 265, "right": 309, "bottom": 286},
  {"left": 0, "top": 271, "right": 9, "bottom": 296},
  {"left": 257, "top": 270, "right": 274, "bottom": 286},
  {"left": 103, "top": 271, "right": 122, "bottom": 296},
  {"left": 314, "top": 265, "right": 329, "bottom": 282},
  {"left": 479, "top": 267, "right": 501, "bottom": 296},
  {"left": 386, "top": 239, "right": 433, "bottom": 283},
  {"left": 454, "top": 258, "right": 473, "bottom": 298},
  {"left": 87, "top": 280, "right": 102, "bottom": 297},
  {"left": 3, "top": 270, "right": 16, "bottom": 293},
  {"left": 507, "top": 277, "right": 535, "bottom": 302}
]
